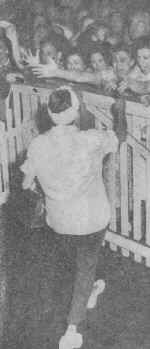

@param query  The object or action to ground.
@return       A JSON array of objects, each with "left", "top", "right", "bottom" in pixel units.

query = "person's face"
[
  {"left": 61, "top": 0, "right": 81, "bottom": 10},
  {"left": 91, "top": 52, "right": 106, "bottom": 72},
  {"left": 96, "top": 27, "right": 108, "bottom": 42},
  {"left": 137, "top": 48, "right": 150, "bottom": 75},
  {"left": 110, "top": 13, "right": 123, "bottom": 34},
  {"left": 82, "top": 18, "right": 94, "bottom": 32},
  {"left": 78, "top": 10, "right": 88, "bottom": 22},
  {"left": 113, "top": 50, "right": 133, "bottom": 78},
  {"left": 129, "top": 19, "right": 149, "bottom": 40},
  {"left": 0, "top": 41, "right": 9, "bottom": 64},
  {"left": 33, "top": 1, "right": 45, "bottom": 16},
  {"left": 47, "top": 6, "right": 59, "bottom": 22},
  {"left": 98, "top": 4, "right": 111, "bottom": 22},
  {"left": 33, "top": 15, "right": 46, "bottom": 31},
  {"left": 67, "top": 54, "right": 85, "bottom": 72},
  {"left": 36, "top": 24, "right": 49, "bottom": 37},
  {"left": 40, "top": 43, "right": 57, "bottom": 64},
  {"left": 33, "top": 25, "right": 49, "bottom": 48}
]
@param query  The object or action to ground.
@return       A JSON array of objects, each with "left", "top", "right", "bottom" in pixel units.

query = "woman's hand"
[
  {"left": 104, "top": 80, "right": 117, "bottom": 93},
  {"left": 23, "top": 49, "right": 40, "bottom": 66},
  {"left": 31, "top": 60, "right": 58, "bottom": 78},
  {"left": 117, "top": 79, "right": 129, "bottom": 94},
  {"left": 6, "top": 73, "right": 24, "bottom": 83}
]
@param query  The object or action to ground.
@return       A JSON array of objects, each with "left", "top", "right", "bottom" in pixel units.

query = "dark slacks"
[{"left": 52, "top": 228, "right": 106, "bottom": 326}]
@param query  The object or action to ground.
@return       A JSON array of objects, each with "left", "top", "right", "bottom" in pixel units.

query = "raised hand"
[
  {"left": 31, "top": 60, "right": 58, "bottom": 78},
  {"left": 5, "top": 22, "right": 17, "bottom": 41},
  {"left": 1, "top": 21, "right": 24, "bottom": 70},
  {"left": 23, "top": 49, "right": 40, "bottom": 66}
]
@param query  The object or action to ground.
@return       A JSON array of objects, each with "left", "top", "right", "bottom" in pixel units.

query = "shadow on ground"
[{"left": 2, "top": 169, "right": 150, "bottom": 349}]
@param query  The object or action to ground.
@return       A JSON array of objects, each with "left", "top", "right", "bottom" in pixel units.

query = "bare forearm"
[
  {"left": 22, "top": 174, "right": 36, "bottom": 190},
  {"left": 128, "top": 79, "right": 150, "bottom": 95},
  {"left": 54, "top": 69, "right": 101, "bottom": 85},
  {"left": 10, "top": 37, "right": 23, "bottom": 69}
]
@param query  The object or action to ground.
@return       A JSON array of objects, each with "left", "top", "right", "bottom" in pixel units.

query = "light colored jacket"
[{"left": 21, "top": 124, "right": 118, "bottom": 235}]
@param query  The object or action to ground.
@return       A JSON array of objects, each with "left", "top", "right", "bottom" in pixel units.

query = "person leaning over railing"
[
  {"left": 0, "top": 21, "right": 24, "bottom": 79},
  {"left": 117, "top": 37, "right": 150, "bottom": 106},
  {"left": 30, "top": 43, "right": 116, "bottom": 94},
  {"left": 0, "top": 21, "right": 25, "bottom": 122}
]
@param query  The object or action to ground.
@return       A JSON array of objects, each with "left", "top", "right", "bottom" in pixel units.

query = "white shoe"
[
  {"left": 59, "top": 326, "right": 83, "bottom": 349},
  {"left": 87, "top": 279, "right": 106, "bottom": 309}
]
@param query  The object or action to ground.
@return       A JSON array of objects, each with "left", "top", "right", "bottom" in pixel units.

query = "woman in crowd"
[{"left": 21, "top": 85, "right": 126, "bottom": 349}]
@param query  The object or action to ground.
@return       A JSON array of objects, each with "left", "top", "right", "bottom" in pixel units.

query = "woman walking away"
[{"left": 21, "top": 86, "right": 126, "bottom": 349}]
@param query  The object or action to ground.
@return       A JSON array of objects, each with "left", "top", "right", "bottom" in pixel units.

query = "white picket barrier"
[
  {"left": 83, "top": 91, "right": 150, "bottom": 266},
  {"left": 0, "top": 122, "right": 9, "bottom": 205},
  {"left": 1, "top": 83, "right": 150, "bottom": 266}
]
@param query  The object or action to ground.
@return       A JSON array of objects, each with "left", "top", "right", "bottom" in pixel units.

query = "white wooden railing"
[{"left": 0, "top": 83, "right": 150, "bottom": 266}]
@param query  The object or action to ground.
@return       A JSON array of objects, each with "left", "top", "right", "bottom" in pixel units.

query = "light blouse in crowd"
[
  {"left": 129, "top": 65, "right": 150, "bottom": 82},
  {"left": 21, "top": 124, "right": 118, "bottom": 236}
]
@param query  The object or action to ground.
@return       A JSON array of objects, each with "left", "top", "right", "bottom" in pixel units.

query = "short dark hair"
[
  {"left": 40, "top": 39, "right": 57, "bottom": 51},
  {"left": 87, "top": 42, "right": 113, "bottom": 66},
  {"left": 64, "top": 47, "right": 85, "bottom": 68},
  {"left": 132, "top": 36, "right": 150, "bottom": 59},
  {"left": 77, "top": 28, "right": 98, "bottom": 60},
  {"left": 67, "top": 47, "right": 83, "bottom": 58},
  {"left": 48, "top": 89, "right": 72, "bottom": 114},
  {"left": 113, "top": 43, "right": 133, "bottom": 59}
]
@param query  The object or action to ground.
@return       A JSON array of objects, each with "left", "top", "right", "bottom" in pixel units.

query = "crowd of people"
[
  {"left": 0, "top": 0, "right": 150, "bottom": 105},
  {"left": 2, "top": 2, "right": 145, "bottom": 348}
]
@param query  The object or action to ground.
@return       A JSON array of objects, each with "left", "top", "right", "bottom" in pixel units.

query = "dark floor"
[
  {"left": 2, "top": 212, "right": 150, "bottom": 349},
  {"left": 1, "top": 172, "right": 150, "bottom": 349}
]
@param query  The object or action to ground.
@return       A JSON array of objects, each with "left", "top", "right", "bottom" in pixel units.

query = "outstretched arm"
[
  {"left": 31, "top": 62, "right": 102, "bottom": 86},
  {"left": 4, "top": 22, "right": 23, "bottom": 70},
  {"left": 20, "top": 159, "right": 36, "bottom": 190},
  {"left": 20, "top": 141, "right": 37, "bottom": 191},
  {"left": 128, "top": 79, "right": 150, "bottom": 95},
  {"left": 118, "top": 77, "right": 150, "bottom": 95}
]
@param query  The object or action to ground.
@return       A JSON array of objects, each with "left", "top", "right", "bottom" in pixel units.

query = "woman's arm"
[
  {"left": 54, "top": 69, "right": 102, "bottom": 85},
  {"left": 20, "top": 161, "right": 36, "bottom": 191},
  {"left": 128, "top": 79, "right": 150, "bottom": 95},
  {"left": 20, "top": 141, "right": 37, "bottom": 190},
  {"left": 118, "top": 77, "right": 150, "bottom": 95},
  {"left": 31, "top": 64, "right": 102, "bottom": 85},
  {"left": 5, "top": 23, "right": 23, "bottom": 70}
]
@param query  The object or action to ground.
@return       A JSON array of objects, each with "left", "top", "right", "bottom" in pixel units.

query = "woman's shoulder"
[
  {"left": 101, "top": 66, "right": 116, "bottom": 81},
  {"left": 79, "top": 128, "right": 102, "bottom": 148},
  {"left": 128, "top": 65, "right": 144, "bottom": 80}
]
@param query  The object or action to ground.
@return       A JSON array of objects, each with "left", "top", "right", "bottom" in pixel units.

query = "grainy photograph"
[{"left": 0, "top": 0, "right": 150, "bottom": 348}]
